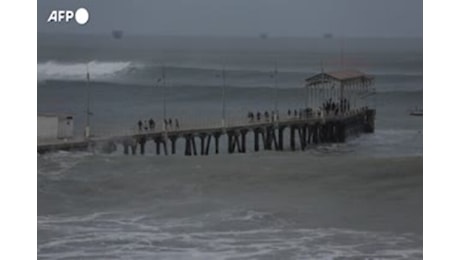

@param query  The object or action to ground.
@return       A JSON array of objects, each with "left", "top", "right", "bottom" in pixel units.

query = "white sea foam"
[
  {"left": 37, "top": 151, "right": 92, "bottom": 177},
  {"left": 37, "top": 60, "right": 135, "bottom": 81},
  {"left": 38, "top": 211, "right": 422, "bottom": 260}
]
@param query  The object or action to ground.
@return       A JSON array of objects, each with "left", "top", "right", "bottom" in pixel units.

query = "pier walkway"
[
  {"left": 38, "top": 108, "right": 376, "bottom": 155},
  {"left": 38, "top": 69, "right": 376, "bottom": 155}
]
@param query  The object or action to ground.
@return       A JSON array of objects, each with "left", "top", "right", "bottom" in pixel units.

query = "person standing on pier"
[
  {"left": 247, "top": 111, "right": 254, "bottom": 122},
  {"left": 175, "top": 118, "right": 180, "bottom": 130},
  {"left": 149, "top": 118, "right": 155, "bottom": 131},
  {"left": 138, "top": 120, "right": 143, "bottom": 131}
]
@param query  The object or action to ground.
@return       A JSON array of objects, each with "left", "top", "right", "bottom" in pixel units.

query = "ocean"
[{"left": 38, "top": 34, "right": 423, "bottom": 259}]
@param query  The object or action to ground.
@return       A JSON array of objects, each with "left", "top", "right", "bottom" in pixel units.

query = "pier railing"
[{"left": 89, "top": 108, "right": 368, "bottom": 140}]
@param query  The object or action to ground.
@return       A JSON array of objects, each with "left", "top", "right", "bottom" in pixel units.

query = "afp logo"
[{"left": 47, "top": 8, "right": 90, "bottom": 25}]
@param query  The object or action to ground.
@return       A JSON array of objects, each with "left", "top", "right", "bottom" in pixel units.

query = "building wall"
[
  {"left": 58, "top": 117, "right": 74, "bottom": 139},
  {"left": 38, "top": 116, "right": 58, "bottom": 139}
]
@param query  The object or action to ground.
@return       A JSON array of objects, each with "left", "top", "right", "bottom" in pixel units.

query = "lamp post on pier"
[
  {"left": 217, "top": 66, "right": 227, "bottom": 128},
  {"left": 272, "top": 62, "right": 279, "bottom": 122},
  {"left": 84, "top": 64, "right": 92, "bottom": 139}
]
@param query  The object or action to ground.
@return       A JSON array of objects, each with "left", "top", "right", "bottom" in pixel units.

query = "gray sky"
[{"left": 38, "top": 0, "right": 422, "bottom": 37}]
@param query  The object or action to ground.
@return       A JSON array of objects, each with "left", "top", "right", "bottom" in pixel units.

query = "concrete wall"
[
  {"left": 38, "top": 116, "right": 58, "bottom": 139},
  {"left": 58, "top": 116, "right": 73, "bottom": 139},
  {"left": 38, "top": 115, "right": 74, "bottom": 140}
]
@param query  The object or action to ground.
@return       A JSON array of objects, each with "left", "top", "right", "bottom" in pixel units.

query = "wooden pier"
[
  {"left": 37, "top": 108, "right": 375, "bottom": 155},
  {"left": 37, "top": 69, "right": 376, "bottom": 155}
]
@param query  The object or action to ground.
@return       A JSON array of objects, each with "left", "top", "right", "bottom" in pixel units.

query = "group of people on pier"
[
  {"left": 287, "top": 108, "right": 314, "bottom": 119},
  {"left": 137, "top": 118, "right": 180, "bottom": 132},
  {"left": 244, "top": 99, "right": 355, "bottom": 125},
  {"left": 247, "top": 110, "right": 279, "bottom": 123},
  {"left": 247, "top": 108, "right": 318, "bottom": 123},
  {"left": 322, "top": 98, "right": 351, "bottom": 115}
]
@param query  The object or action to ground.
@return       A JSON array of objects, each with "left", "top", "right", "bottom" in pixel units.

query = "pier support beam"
[
  {"left": 277, "top": 127, "right": 285, "bottom": 151},
  {"left": 185, "top": 135, "right": 192, "bottom": 156},
  {"left": 214, "top": 133, "right": 221, "bottom": 154},
  {"left": 123, "top": 143, "right": 129, "bottom": 155},
  {"left": 269, "top": 127, "right": 279, "bottom": 151},
  {"left": 163, "top": 137, "right": 168, "bottom": 155},
  {"left": 228, "top": 133, "right": 233, "bottom": 154},
  {"left": 204, "top": 135, "right": 212, "bottom": 155},
  {"left": 337, "top": 122, "right": 346, "bottom": 143},
  {"left": 313, "top": 124, "right": 319, "bottom": 144},
  {"left": 290, "top": 126, "right": 296, "bottom": 151},
  {"left": 199, "top": 133, "right": 207, "bottom": 155},
  {"left": 130, "top": 144, "right": 137, "bottom": 155},
  {"left": 364, "top": 109, "right": 376, "bottom": 133},
  {"left": 240, "top": 130, "right": 248, "bottom": 153},
  {"left": 299, "top": 125, "right": 307, "bottom": 150},
  {"left": 154, "top": 136, "right": 168, "bottom": 155},
  {"left": 169, "top": 136, "right": 177, "bottom": 154},
  {"left": 265, "top": 127, "right": 273, "bottom": 150},
  {"left": 191, "top": 136, "right": 197, "bottom": 155},
  {"left": 235, "top": 133, "right": 241, "bottom": 153},
  {"left": 155, "top": 138, "right": 161, "bottom": 155},
  {"left": 138, "top": 136, "right": 147, "bottom": 155}
]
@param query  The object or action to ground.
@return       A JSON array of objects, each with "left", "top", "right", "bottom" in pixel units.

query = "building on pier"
[
  {"left": 38, "top": 113, "right": 74, "bottom": 140},
  {"left": 305, "top": 70, "right": 374, "bottom": 113}
]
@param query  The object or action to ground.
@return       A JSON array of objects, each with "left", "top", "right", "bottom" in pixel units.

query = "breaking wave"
[{"left": 37, "top": 60, "right": 138, "bottom": 81}]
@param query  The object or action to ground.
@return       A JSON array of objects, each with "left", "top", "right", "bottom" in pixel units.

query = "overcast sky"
[{"left": 38, "top": 0, "right": 422, "bottom": 37}]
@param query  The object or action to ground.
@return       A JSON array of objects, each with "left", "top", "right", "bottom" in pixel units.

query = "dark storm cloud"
[{"left": 38, "top": 0, "right": 422, "bottom": 37}]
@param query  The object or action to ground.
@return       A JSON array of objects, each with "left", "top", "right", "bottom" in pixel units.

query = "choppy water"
[{"left": 38, "top": 35, "right": 423, "bottom": 259}]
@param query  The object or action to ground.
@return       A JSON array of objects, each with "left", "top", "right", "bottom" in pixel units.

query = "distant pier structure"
[{"left": 38, "top": 69, "right": 376, "bottom": 155}]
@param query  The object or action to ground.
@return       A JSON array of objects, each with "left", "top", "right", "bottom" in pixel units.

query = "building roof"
[
  {"left": 38, "top": 113, "right": 73, "bottom": 119},
  {"left": 305, "top": 70, "right": 373, "bottom": 86}
]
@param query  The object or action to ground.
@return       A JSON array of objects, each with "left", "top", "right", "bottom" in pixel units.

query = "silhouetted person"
[
  {"left": 248, "top": 112, "right": 254, "bottom": 122},
  {"left": 138, "top": 120, "right": 142, "bottom": 131},
  {"left": 288, "top": 109, "right": 291, "bottom": 117},
  {"left": 144, "top": 120, "right": 148, "bottom": 131},
  {"left": 149, "top": 118, "right": 154, "bottom": 130},
  {"left": 256, "top": 111, "right": 261, "bottom": 121},
  {"left": 264, "top": 111, "right": 269, "bottom": 122},
  {"left": 168, "top": 118, "right": 173, "bottom": 128},
  {"left": 175, "top": 118, "right": 180, "bottom": 130}
]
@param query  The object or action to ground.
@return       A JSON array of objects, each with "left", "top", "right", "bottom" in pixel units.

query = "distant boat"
[
  {"left": 323, "top": 33, "right": 334, "bottom": 39},
  {"left": 112, "top": 30, "right": 124, "bottom": 39},
  {"left": 409, "top": 106, "right": 423, "bottom": 116}
]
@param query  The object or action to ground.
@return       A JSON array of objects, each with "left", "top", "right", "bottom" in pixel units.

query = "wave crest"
[{"left": 37, "top": 60, "right": 137, "bottom": 81}]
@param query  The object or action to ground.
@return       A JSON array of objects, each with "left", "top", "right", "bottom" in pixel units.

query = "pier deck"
[{"left": 38, "top": 108, "right": 376, "bottom": 155}]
